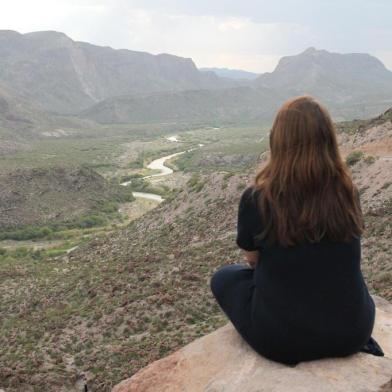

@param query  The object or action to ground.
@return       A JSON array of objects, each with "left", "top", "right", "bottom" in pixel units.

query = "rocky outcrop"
[
  {"left": 113, "top": 296, "right": 392, "bottom": 392},
  {"left": 256, "top": 47, "right": 392, "bottom": 99}
]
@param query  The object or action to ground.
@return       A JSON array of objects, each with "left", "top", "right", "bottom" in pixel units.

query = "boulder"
[{"left": 113, "top": 296, "right": 392, "bottom": 392}]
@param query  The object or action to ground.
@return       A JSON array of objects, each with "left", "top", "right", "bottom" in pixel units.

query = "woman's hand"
[{"left": 242, "top": 250, "right": 260, "bottom": 269}]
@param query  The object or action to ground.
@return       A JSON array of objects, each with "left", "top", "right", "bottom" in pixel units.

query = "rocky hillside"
[
  {"left": 338, "top": 107, "right": 392, "bottom": 212},
  {"left": 0, "top": 84, "right": 36, "bottom": 132},
  {"left": 0, "top": 172, "right": 249, "bottom": 391},
  {"left": 0, "top": 166, "right": 134, "bottom": 230},
  {"left": 0, "top": 30, "right": 233, "bottom": 114},
  {"left": 0, "top": 109, "right": 391, "bottom": 391},
  {"left": 79, "top": 87, "right": 282, "bottom": 124},
  {"left": 0, "top": 81, "right": 103, "bottom": 155},
  {"left": 0, "top": 83, "right": 52, "bottom": 152}
]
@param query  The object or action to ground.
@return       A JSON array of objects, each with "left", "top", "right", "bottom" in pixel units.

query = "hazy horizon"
[{"left": 1, "top": 0, "right": 391, "bottom": 73}]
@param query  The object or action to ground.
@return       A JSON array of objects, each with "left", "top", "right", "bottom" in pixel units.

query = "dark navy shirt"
[{"left": 235, "top": 185, "right": 376, "bottom": 364}]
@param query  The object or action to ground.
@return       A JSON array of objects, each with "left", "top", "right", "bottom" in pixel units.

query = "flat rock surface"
[{"left": 112, "top": 296, "right": 392, "bottom": 392}]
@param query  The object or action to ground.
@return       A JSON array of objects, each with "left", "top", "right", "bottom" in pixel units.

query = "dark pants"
[
  {"left": 210, "top": 263, "right": 255, "bottom": 339},
  {"left": 210, "top": 263, "right": 383, "bottom": 364}
]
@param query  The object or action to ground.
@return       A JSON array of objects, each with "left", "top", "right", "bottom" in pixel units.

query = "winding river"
[{"left": 121, "top": 136, "right": 202, "bottom": 202}]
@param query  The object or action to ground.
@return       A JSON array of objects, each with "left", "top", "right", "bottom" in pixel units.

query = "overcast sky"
[{"left": 1, "top": 0, "right": 391, "bottom": 72}]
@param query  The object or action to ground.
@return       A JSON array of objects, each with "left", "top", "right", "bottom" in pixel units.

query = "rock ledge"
[{"left": 113, "top": 296, "right": 392, "bottom": 392}]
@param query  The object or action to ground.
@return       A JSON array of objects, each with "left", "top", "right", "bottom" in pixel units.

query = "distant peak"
[
  {"left": 0, "top": 29, "right": 22, "bottom": 35},
  {"left": 300, "top": 47, "right": 329, "bottom": 56},
  {"left": 24, "top": 30, "right": 73, "bottom": 41},
  {"left": 25, "top": 30, "right": 67, "bottom": 36},
  {"left": 304, "top": 46, "right": 318, "bottom": 53}
]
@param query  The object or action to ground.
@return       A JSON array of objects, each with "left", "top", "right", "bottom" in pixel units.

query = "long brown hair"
[{"left": 252, "top": 95, "right": 364, "bottom": 247}]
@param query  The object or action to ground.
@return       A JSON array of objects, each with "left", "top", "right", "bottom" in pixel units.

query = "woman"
[{"left": 210, "top": 96, "right": 383, "bottom": 365}]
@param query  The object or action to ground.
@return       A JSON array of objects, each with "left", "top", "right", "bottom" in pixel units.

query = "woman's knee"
[
  {"left": 210, "top": 263, "right": 251, "bottom": 298},
  {"left": 210, "top": 265, "right": 226, "bottom": 298}
]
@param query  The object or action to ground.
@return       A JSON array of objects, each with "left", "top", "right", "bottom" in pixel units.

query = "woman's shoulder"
[
  {"left": 238, "top": 184, "right": 263, "bottom": 218},
  {"left": 240, "top": 184, "right": 262, "bottom": 204}
]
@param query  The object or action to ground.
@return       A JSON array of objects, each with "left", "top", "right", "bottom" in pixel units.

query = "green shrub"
[
  {"left": 186, "top": 174, "right": 205, "bottom": 192},
  {"left": 364, "top": 155, "right": 376, "bottom": 165},
  {"left": 0, "top": 226, "right": 53, "bottom": 241},
  {"left": 13, "top": 247, "right": 30, "bottom": 257},
  {"left": 101, "top": 201, "right": 119, "bottom": 213},
  {"left": 122, "top": 193, "right": 135, "bottom": 202},
  {"left": 76, "top": 215, "right": 106, "bottom": 229},
  {"left": 32, "top": 250, "right": 43, "bottom": 260},
  {"left": 120, "top": 173, "right": 143, "bottom": 183},
  {"left": 128, "top": 152, "right": 145, "bottom": 168},
  {"left": 223, "top": 172, "right": 234, "bottom": 181},
  {"left": 346, "top": 151, "right": 364, "bottom": 166},
  {"left": 194, "top": 182, "right": 204, "bottom": 192},
  {"left": 186, "top": 174, "right": 200, "bottom": 188}
]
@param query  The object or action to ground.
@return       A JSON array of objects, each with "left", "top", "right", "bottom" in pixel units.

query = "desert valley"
[{"left": 0, "top": 30, "right": 391, "bottom": 391}]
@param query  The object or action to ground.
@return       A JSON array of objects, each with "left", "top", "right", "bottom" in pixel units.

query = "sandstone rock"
[{"left": 113, "top": 296, "right": 392, "bottom": 392}]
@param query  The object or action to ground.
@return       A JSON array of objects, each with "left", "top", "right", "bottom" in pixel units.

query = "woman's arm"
[
  {"left": 236, "top": 186, "right": 262, "bottom": 269},
  {"left": 242, "top": 250, "right": 260, "bottom": 269}
]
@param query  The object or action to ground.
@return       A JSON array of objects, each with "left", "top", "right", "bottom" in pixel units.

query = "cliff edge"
[{"left": 113, "top": 295, "right": 392, "bottom": 392}]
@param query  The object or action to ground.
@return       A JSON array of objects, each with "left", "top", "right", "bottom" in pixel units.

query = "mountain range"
[
  {"left": 1, "top": 29, "right": 392, "bottom": 134},
  {"left": 0, "top": 30, "right": 234, "bottom": 115}
]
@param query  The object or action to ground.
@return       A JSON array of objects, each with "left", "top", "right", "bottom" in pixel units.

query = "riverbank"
[{"left": 120, "top": 136, "right": 202, "bottom": 203}]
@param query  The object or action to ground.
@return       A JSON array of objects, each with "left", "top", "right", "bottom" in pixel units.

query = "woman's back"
[{"left": 237, "top": 186, "right": 375, "bottom": 364}]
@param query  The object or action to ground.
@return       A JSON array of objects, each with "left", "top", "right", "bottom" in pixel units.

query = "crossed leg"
[{"left": 210, "top": 263, "right": 255, "bottom": 336}]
